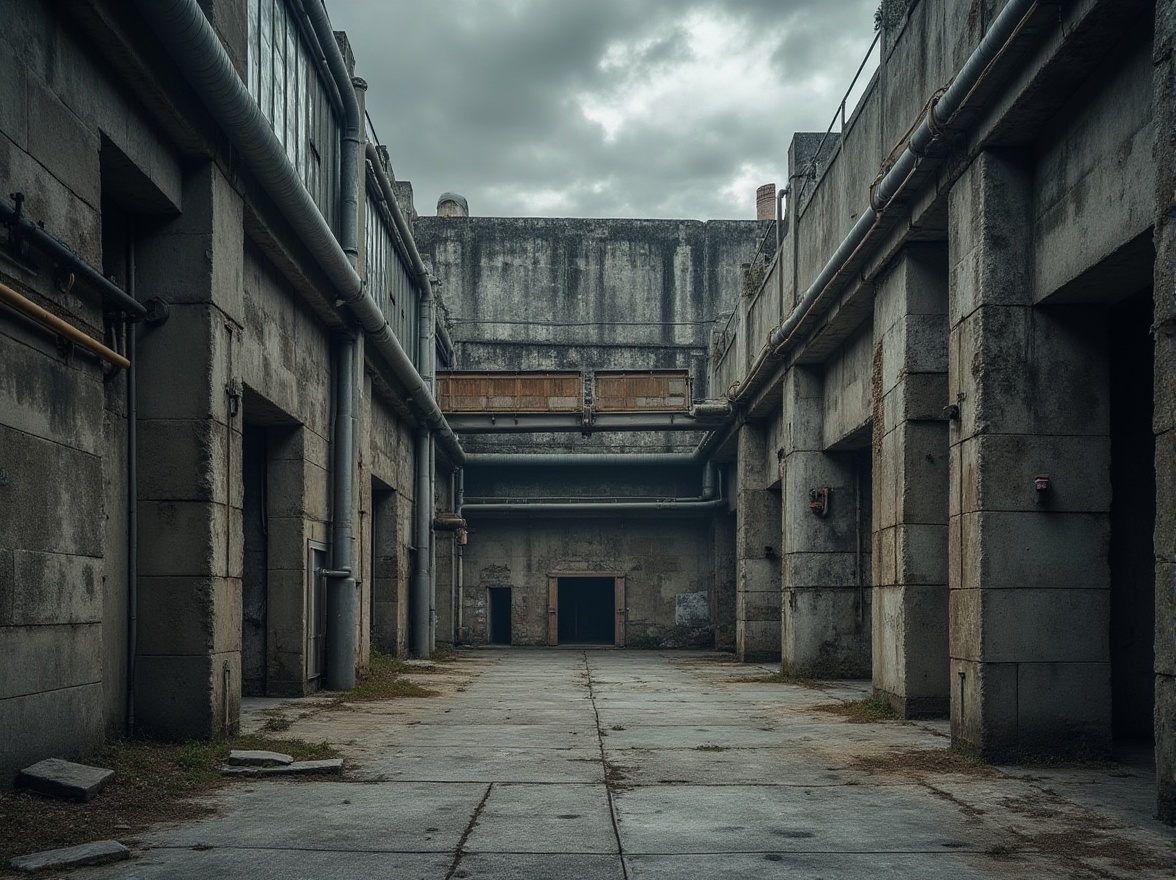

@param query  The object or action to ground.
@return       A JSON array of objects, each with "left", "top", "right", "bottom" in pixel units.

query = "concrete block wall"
[
  {"left": 779, "top": 368, "right": 871, "bottom": 677},
  {"left": 871, "top": 248, "right": 950, "bottom": 717},
  {"left": 947, "top": 150, "right": 1113, "bottom": 758},
  {"left": 1152, "top": 0, "right": 1176, "bottom": 824},
  {"left": 461, "top": 517, "right": 718, "bottom": 649},
  {"left": 735, "top": 424, "right": 781, "bottom": 662}
]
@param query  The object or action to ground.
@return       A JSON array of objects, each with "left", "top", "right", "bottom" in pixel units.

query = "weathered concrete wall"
[
  {"left": 2, "top": 0, "right": 427, "bottom": 781},
  {"left": 713, "top": 0, "right": 1161, "bottom": 797},
  {"left": 1151, "top": 0, "right": 1176, "bottom": 824},
  {"left": 871, "top": 247, "right": 950, "bottom": 717},
  {"left": 461, "top": 516, "right": 718, "bottom": 648},
  {"left": 416, "top": 217, "right": 763, "bottom": 451}
]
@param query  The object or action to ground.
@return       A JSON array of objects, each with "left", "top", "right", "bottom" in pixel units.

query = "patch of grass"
[
  {"left": 610, "top": 725, "right": 626, "bottom": 731},
  {"left": 260, "top": 713, "right": 293, "bottom": 732},
  {"left": 338, "top": 650, "right": 439, "bottom": 702},
  {"left": 851, "top": 747, "right": 996, "bottom": 777},
  {"left": 694, "top": 744, "right": 729, "bottom": 752},
  {"left": 812, "top": 696, "right": 898, "bottom": 723},
  {"left": 0, "top": 735, "right": 337, "bottom": 866},
  {"left": 429, "top": 645, "right": 459, "bottom": 662},
  {"left": 737, "top": 671, "right": 821, "bottom": 689}
]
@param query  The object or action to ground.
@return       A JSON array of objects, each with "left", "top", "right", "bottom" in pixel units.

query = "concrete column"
[
  {"left": 134, "top": 162, "right": 245, "bottom": 737},
  {"left": 780, "top": 368, "right": 869, "bottom": 676},
  {"left": 871, "top": 248, "right": 950, "bottom": 717},
  {"left": 947, "top": 150, "right": 1111, "bottom": 759},
  {"left": 735, "top": 424, "right": 781, "bottom": 661},
  {"left": 714, "top": 508, "right": 737, "bottom": 651},
  {"left": 1152, "top": 0, "right": 1176, "bottom": 824}
]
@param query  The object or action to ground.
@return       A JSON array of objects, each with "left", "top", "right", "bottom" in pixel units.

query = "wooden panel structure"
[
  {"left": 593, "top": 371, "right": 691, "bottom": 412},
  {"left": 438, "top": 371, "right": 583, "bottom": 413}
]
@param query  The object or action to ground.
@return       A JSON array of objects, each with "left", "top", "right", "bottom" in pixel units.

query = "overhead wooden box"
[
  {"left": 437, "top": 371, "right": 583, "bottom": 413},
  {"left": 593, "top": 370, "right": 691, "bottom": 412}
]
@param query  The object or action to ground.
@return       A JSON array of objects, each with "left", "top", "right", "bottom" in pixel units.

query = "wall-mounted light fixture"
[
  {"left": 808, "top": 487, "right": 830, "bottom": 517},
  {"left": 1034, "top": 474, "right": 1051, "bottom": 494}
]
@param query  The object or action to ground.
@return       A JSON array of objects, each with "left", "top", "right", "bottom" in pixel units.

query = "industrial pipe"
[
  {"left": 729, "top": 0, "right": 1038, "bottom": 402},
  {"left": 0, "top": 195, "right": 146, "bottom": 320},
  {"left": 326, "top": 334, "right": 358, "bottom": 690},
  {"left": 411, "top": 427, "right": 432, "bottom": 657},
  {"left": 465, "top": 453, "right": 703, "bottom": 467},
  {"left": 129, "top": 0, "right": 464, "bottom": 465},
  {"left": 0, "top": 280, "right": 130, "bottom": 369},
  {"left": 125, "top": 229, "right": 139, "bottom": 739}
]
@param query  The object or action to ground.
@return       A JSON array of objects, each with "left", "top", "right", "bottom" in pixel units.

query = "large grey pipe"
[
  {"left": 129, "top": 0, "right": 464, "bottom": 465},
  {"left": 326, "top": 335, "right": 358, "bottom": 689},
  {"left": 465, "top": 453, "right": 704, "bottom": 467},
  {"left": 730, "top": 0, "right": 1037, "bottom": 401},
  {"left": 411, "top": 427, "right": 432, "bottom": 657}
]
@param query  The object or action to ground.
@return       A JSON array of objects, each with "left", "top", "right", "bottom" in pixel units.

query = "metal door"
[
  {"left": 547, "top": 576, "right": 558, "bottom": 646},
  {"left": 614, "top": 575, "right": 627, "bottom": 647}
]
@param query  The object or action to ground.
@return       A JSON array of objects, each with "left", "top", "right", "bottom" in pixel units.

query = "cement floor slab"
[
  {"left": 464, "top": 782, "right": 617, "bottom": 854},
  {"left": 78, "top": 649, "right": 1171, "bottom": 880}
]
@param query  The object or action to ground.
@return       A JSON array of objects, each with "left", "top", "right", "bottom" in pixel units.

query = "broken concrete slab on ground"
[
  {"left": 15, "top": 758, "right": 115, "bottom": 802},
  {"left": 9, "top": 840, "right": 130, "bottom": 873},
  {"left": 225, "top": 749, "right": 294, "bottom": 767},
  {"left": 221, "top": 758, "right": 344, "bottom": 777}
]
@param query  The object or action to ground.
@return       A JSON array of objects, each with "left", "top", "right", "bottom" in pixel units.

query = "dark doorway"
[
  {"left": 241, "top": 425, "right": 268, "bottom": 696},
  {"left": 557, "top": 577, "right": 615, "bottom": 644},
  {"left": 489, "top": 588, "right": 512, "bottom": 645},
  {"left": 1109, "top": 287, "right": 1156, "bottom": 743}
]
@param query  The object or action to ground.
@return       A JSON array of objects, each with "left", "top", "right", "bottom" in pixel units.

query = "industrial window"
[{"left": 246, "top": 0, "right": 341, "bottom": 234}]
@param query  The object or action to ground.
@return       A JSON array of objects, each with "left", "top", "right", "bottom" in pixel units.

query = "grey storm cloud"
[{"left": 328, "top": 0, "right": 879, "bottom": 219}]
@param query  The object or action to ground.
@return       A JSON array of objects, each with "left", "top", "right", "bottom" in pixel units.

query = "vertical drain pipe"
[
  {"left": 326, "top": 335, "right": 358, "bottom": 689},
  {"left": 412, "top": 427, "right": 432, "bottom": 657},
  {"left": 305, "top": 0, "right": 361, "bottom": 688},
  {"left": 429, "top": 437, "right": 437, "bottom": 654},
  {"left": 456, "top": 468, "right": 465, "bottom": 643},
  {"left": 125, "top": 226, "right": 139, "bottom": 737}
]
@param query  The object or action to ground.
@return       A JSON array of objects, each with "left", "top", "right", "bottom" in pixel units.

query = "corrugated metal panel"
[
  {"left": 438, "top": 372, "right": 583, "bottom": 413},
  {"left": 594, "top": 371, "right": 691, "bottom": 412}
]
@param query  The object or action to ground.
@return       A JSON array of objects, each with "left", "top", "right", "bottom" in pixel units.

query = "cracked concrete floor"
[{"left": 87, "top": 649, "right": 1172, "bottom": 879}]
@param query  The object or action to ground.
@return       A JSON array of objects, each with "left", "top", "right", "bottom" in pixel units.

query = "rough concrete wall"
[
  {"left": 462, "top": 517, "right": 718, "bottom": 648},
  {"left": 871, "top": 248, "right": 950, "bottom": 717},
  {"left": 416, "top": 217, "right": 762, "bottom": 407},
  {"left": 735, "top": 423, "right": 782, "bottom": 662},
  {"left": 947, "top": 149, "right": 1113, "bottom": 758},
  {"left": 822, "top": 323, "right": 873, "bottom": 449},
  {"left": 1152, "top": 0, "right": 1176, "bottom": 825},
  {"left": 1033, "top": 28, "right": 1154, "bottom": 302}
]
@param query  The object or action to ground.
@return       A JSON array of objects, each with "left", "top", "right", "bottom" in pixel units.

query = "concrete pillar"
[
  {"left": 134, "top": 162, "right": 244, "bottom": 737},
  {"left": 714, "top": 508, "right": 737, "bottom": 651},
  {"left": 947, "top": 150, "right": 1111, "bottom": 759},
  {"left": 871, "top": 248, "right": 950, "bottom": 717},
  {"left": 735, "top": 424, "right": 781, "bottom": 661},
  {"left": 1152, "top": 0, "right": 1176, "bottom": 824},
  {"left": 780, "top": 368, "right": 869, "bottom": 676}
]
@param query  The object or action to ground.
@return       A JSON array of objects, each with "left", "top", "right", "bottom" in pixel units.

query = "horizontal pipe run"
[
  {"left": 445, "top": 412, "right": 729, "bottom": 434},
  {"left": 465, "top": 453, "right": 702, "bottom": 467},
  {"left": 0, "top": 280, "right": 130, "bottom": 369},
  {"left": 0, "top": 197, "right": 146, "bottom": 320},
  {"left": 462, "top": 498, "right": 728, "bottom": 515}
]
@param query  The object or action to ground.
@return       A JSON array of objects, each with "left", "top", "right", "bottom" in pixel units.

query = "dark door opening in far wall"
[
  {"left": 557, "top": 577, "right": 615, "bottom": 644},
  {"left": 489, "top": 587, "right": 512, "bottom": 645}
]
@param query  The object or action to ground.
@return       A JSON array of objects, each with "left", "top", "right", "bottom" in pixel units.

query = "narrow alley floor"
[{"left": 86, "top": 650, "right": 1171, "bottom": 879}]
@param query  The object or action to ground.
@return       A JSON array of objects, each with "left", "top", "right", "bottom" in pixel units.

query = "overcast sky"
[{"left": 328, "top": 0, "right": 880, "bottom": 220}]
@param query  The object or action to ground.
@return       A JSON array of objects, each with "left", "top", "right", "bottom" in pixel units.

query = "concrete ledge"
[{"left": 10, "top": 840, "right": 130, "bottom": 872}]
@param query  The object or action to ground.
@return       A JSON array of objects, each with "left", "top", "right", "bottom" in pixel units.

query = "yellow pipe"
[{"left": 0, "top": 280, "right": 130, "bottom": 370}]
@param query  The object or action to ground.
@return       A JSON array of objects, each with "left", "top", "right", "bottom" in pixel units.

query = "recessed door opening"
[
  {"left": 557, "top": 577, "right": 616, "bottom": 644},
  {"left": 488, "top": 587, "right": 512, "bottom": 645},
  {"left": 1109, "top": 287, "right": 1156, "bottom": 747}
]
